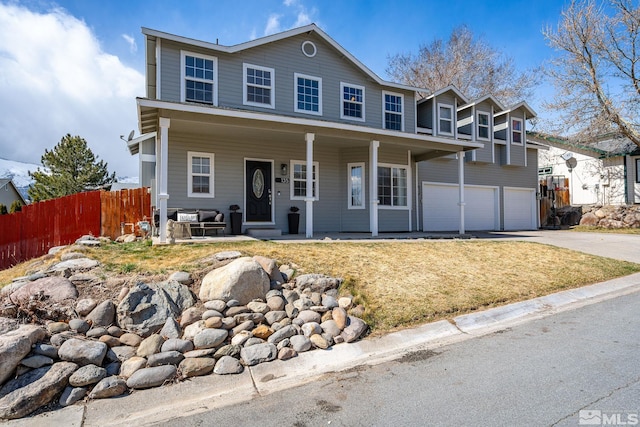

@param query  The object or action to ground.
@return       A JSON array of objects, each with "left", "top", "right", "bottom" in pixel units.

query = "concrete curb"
[{"left": 8, "top": 272, "right": 640, "bottom": 426}]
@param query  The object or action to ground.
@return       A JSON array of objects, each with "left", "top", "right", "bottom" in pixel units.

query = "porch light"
[{"left": 281, "top": 163, "right": 288, "bottom": 176}]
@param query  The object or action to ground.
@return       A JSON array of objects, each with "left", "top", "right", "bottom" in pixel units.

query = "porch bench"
[{"left": 178, "top": 210, "right": 226, "bottom": 237}]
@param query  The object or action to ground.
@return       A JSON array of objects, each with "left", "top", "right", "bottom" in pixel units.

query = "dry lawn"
[{"left": 2, "top": 239, "right": 639, "bottom": 334}]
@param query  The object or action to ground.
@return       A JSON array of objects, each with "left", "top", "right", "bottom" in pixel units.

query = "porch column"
[
  {"left": 305, "top": 133, "right": 315, "bottom": 238},
  {"left": 158, "top": 117, "right": 170, "bottom": 243},
  {"left": 369, "top": 140, "right": 379, "bottom": 237},
  {"left": 458, "top": 151, "right": 466, "bottom": 235}
]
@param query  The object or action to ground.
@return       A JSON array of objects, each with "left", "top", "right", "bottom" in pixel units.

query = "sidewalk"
[{"left": 8, "top": 271, "right": 640, "bottom": 426}]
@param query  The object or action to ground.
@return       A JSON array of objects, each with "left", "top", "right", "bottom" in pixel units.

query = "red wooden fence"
[{"left": 0, "top": 188, "right": 151, "bottom": 270}]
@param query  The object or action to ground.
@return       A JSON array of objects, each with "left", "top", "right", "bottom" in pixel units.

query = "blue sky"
[{"left": 0, "top": 0, "right": 568, "bottom": 177}]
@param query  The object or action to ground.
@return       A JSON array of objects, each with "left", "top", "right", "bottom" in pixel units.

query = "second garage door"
[
  {"left": 422, "top": 182, "right": 499, "bottom": 231},
  {"left": 503, "top": 187, "right": 537, "bottom": 230}
]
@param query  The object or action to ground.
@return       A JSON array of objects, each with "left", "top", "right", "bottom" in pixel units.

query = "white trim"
[
  {"left": 187, "top": 151, "right": 215, "bottom": 198},
  {"left": 476, "top": 110, "right": 491, "bottom": 141},
  {"left": 340, "top": 82, "right": 365, "bottom": 122},
  {"left": 137, "top": 98, "right": 485, "bottom": 151},
  {"left": 377, "top": 162, "right": 410, "bottom": 210},
  {"left": 155, "top": 38, "right": 161, "bottom": 100},
  {"left": 243, "top": 158, "right": 275, "bottom": 225},
  {"left": 382, "top": 91, "right": 404, "bottom": 131},
  {"left": 180, "top": 50, "right": 218, "bottom": 106},
  {"left": 369, "top": 140, "right": 379, "bottom": 236},
  {"left": 243, "top": 63, "right": 275, "bottom": 109},
  {"left": 301, "top": 40, "right": 317, "bottom": 57},
  {"left": 290, "top": 160, "right": 319, "bottom": 200},
  {"left": 294, "top": 73, "right": 322, "bottom": 116},
  {"left": 347, "top": 162, "right": 366, "bottom": 209},
  {"left": 437, "top": 103, "right": 454, "bottom": 136},
  {"left": 511, "top": 117, "right": 524, "bottom": 146}
]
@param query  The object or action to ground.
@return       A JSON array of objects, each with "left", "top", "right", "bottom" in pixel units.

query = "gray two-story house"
[{"left": 127, "top": 24, "right": 540, "bottom": 242}]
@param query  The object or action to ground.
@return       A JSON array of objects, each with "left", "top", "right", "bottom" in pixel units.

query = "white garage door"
[
  {"left": 504, "top": 187, "right": 537, "bottom": 230},
  {"left": 422, "top": 182, "right": 499, "bottom": 231}
]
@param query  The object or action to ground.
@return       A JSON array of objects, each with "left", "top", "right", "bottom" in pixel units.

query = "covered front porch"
[{"left": 136, "top": 99, "right": 482, "bottom": 243}]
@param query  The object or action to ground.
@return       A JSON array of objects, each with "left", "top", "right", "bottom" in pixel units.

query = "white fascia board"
[
  {"left": 137, "top": 98, "right": 483, "bottom": 151},
  {"left": 422, "top": 85, "right": 470, "bottom": 104},
  {"left": 496, "top": 101, "right": 537, "bottom": 119},
  {"left": 142, "top": 25, "right": 420, "bottom": 94},
  {"left": 459, "top": 94, "right": 506, "bottom": 112},
  {"left": 126, "top": 131, "right": 157, "bottom": 155}
]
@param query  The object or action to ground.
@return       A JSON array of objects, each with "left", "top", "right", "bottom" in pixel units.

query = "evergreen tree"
[
  {"left": 9, "top": 200, "right": 22, "bottom": 213},
  {"left": 0, "top": 204, "right": 7, "bottom": 215},
  {"left": 28, "top": 134, "right": 117, "bottom": 202}
]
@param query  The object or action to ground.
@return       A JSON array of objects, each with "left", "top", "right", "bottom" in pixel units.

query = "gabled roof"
[
  {"left": 495, "top": 101, "right": 537, "bottom": 119},
  {"left": 527, "top": 131, "right": 639, "bottom": 158},
  {"left": 458, "top": 94, "right": 506, "bottom": 113},
  {"left": 142, "top": 24, "right": 420, "bottom": 93},
  {"left": 418, "top": 84, "right": 469, "bottom": 105},
  {"left": 0, "top": 178, "right": 27, "bottom": 205}
]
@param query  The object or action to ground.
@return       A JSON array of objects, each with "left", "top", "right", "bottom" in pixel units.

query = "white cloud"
[
  {"left": 264, "top": 13, "right": 282, "bottom": 35},
  {"left": 0, "top": 3, "right": 144, "bottom": 177},
  {"left": 294, "top": 10, "right": 312, "bottom": 27},
  {"left": 122, "top": 34, "right": 137, "bottom": 53},
  {"left": 283, "top": 0, "right": 298, "bottom": 6}
]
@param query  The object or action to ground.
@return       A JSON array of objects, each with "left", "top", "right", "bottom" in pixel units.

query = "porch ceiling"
[{"left": 137, "top": 98, "right": 483, "bottom": 159}]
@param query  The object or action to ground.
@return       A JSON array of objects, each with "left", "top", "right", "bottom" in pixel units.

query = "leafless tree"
[
  {"left": 543, "top": 0, "right": 640, "bottom": 148},
  {"left": 386, "top": 26, "right": 540, "bottom": 105}
]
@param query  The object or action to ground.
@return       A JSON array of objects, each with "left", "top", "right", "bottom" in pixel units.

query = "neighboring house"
[
  {"left": 529, "top": 132, "right": 640, "bottom": 206},
  {"left": 0, "top": 178, "right": 27, "bottom": 209},
  {"left": 127, "top": 24, "right": 539, "bottom": 242}
]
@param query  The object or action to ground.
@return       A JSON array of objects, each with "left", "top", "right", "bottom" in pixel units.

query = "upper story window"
[
  {"left": 243, "top": 64, "right": 275, "bottom": 108},
  {"left": 378, "top": 164, "right": 408, "bottom": 208},
  {"left": 383, "top": 92, "right": 403, "bottom": 131},
  {"left": 477, "top": 111, "right": 490, "bottom": 140},
  {"left": 188, "top": 151, "right": 214, "bottom": 198},
  {"left": 512, "top": 118, "right": 523, "bottom": 144},
  {"left": 181, "top": 51, "right": 217, "bottom": 105},
  {"left": 438, "top": 103, "right": 454, "bottom": 136},
  {"left": 341, "top": 83, "right": 365, "bottom": 121},
  {"left": 290, "top": 160, "right": 319, "bottom": 200},
  {"left": 294, "top": 73, "right": 322, "bottom": 115}
]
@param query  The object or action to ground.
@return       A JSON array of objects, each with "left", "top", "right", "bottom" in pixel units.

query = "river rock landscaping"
[{"left": 0, "top": 238, "right": 368, "bottom": 420}]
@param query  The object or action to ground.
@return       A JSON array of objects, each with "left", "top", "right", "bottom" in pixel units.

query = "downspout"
[
  {"left": 407, "top": 150, "right": 412, "bottom": 232},
  {"left": 458, "top": 150, "right": 465, "bottom": 235}
]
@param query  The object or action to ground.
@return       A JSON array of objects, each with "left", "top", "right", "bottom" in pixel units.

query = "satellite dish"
[
  {"left": 119, "top": 130, "right": 135, "bottom": 142},
  {"left": 566, "top": 157, "right": 578, "bottom": 171},
  {"left": 561, "top": 152, "right": 574, "bottom": 161}
]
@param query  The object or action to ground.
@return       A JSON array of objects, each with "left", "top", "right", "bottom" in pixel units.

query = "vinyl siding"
[
  {"left": 156, "top": 34, "right": 416, "bottom": 133},
  {"left": 472, "top": 100, "right": 496, "bottom": 163}
]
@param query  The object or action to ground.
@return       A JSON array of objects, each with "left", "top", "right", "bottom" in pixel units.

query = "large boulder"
[
  {"left": 8, "top": 277, "right": 78, "bottom": 305},
  {"left": 579, "top": 212, "right": 599, "bottom": 226},
  {"left": 58, "top": 338, "right": 108, "bottom": 366},
  {"left": 294, "top": 274, "right": 342, "bottom": 293},
  {"left": 199, "top": 257, "right": 270, "bottom": 304},
  {"left": 86, "top": 300, "right": 116, "bottom": 327},
  {"left": 0, "top": 325, "right": 47, "bottom": 385},
  {"left": 117, "top": 280, "right": 196, "bottom": 338},
  {"left": 0, "top": 362, "right": 78, "bottom": 420}
]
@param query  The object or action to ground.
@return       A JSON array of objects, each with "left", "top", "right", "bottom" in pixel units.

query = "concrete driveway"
[{"left": 476, "top": 230, "right": 640, "bottom": 263}]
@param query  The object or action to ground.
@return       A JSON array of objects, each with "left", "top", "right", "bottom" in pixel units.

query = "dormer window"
[
  {"left": 181, "top": 51, "right": 217, "bottom": 105},
  {"left": 512, "top": 118, "right": 523, "bottom": 145},
  {"left": 438, "top": 104, "right": 454, "bottom": 136},
  {"left": 477, "top": 111, "right": 490, "bottom": 140},
  {"left": 243, "top": 64, "right": 275, "bottom": 108}
]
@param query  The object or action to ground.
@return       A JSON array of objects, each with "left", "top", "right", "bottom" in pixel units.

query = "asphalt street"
[{"left": 172, "top": 288, "right": 640, "bottom": 427}]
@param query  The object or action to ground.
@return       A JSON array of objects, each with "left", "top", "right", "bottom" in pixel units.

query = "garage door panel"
[
  {"left": 422, "top": 183, "right": 498, "bottom": 231},
  {"left": 504, "top": 187, "right": 536, "bottom": 230}
]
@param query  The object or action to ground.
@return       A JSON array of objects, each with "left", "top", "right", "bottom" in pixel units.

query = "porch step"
[{"left": 246, "top": 228, "right": 282, "bottom": 238}]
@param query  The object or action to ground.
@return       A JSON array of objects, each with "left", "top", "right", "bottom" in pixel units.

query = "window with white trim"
[
  {"left": 187, "top": 152, "right": 214, "bottom": 198},
  {"left": 181, "top": 51, "right": 217, "bottom": 105},
  {"left": 243, "top": 63, "right": 274, "bottom": 108},
  {"left": 383, "top": 92, "right": 403, "bottom": 131},
  {"left": 438, "top": 103, "right": 454, "bottom": 135},
  {"left": 477, "top": 111, "right": 490, "bottom": 140},
  {"left": 378, "top": 164, "right": 408, "bottom": 207},
  {"left": 341, "top": 83, "right": 365, "bottom": 121},
  {"left": 290, "top": 160, "right": 319, "bottom": 200},
  {"left": 512, "top": 118, "right": 523, "bottom": 144},
  {"left": 636, "top": 158, "right": 640, "bottom": 183},
  {"left": 348, "top": 163, "right": 365, "bottom": 209},
  {"left": 294, "top": 73, "right": 322, "bottom": 115}
]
